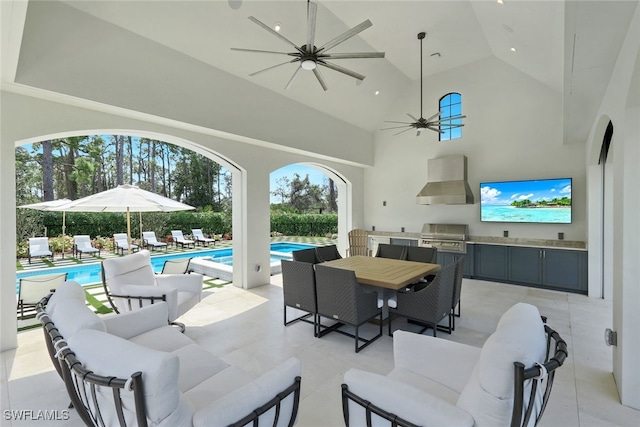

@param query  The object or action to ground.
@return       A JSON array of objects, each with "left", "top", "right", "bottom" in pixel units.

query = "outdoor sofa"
[{"left": 37, "top": 281, "right": 302, "bottom": 427}]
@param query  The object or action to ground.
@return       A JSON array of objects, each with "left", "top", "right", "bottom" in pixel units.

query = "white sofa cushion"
[
  {"left": 102, "top": 250, "right": 157, "bottom": 292},
  {"left": 344, "top": 369, "right": 474, "bottom": 427},
  {"left": 193, "top": 357, "right": 301, "bottom": 427},
  {"left": 128, "top": 325, "right": 195, "bottom": 352},
  {"left": 47, "top": 297, "right": 106, "bottom": 338},
  {"left": 45, "top": 280, "right": 86, "bottom": 316},
  {"left": 67, "top": 328, "right": 185, "bottom": 425},
  {"left": 172, "top": 344, "right": 230, "bottom": 392},
  {"left": 457, "top": 303, "right": 546, "bottom": 427}
]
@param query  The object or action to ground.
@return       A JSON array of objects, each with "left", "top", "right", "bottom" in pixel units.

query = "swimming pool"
[{"left": 16, "top": 242, "right": 316, "bottom": 289}]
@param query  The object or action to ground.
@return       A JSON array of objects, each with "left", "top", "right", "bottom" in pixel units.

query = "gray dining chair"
[
  {"left": 389, "top": 262, "right": 457, "bottom": 337},
  {"left": 406, "top": 246, "right": 438, "bottom": 263},
  {"left": 281, "top": 260, "right": 319, "bottom": 336},
  {"left": 314, "top": 264, "right": 382, "bottom": 353},
  {"left": 315, "top": 245, "right": 343, "bottom": 262},
  {"left": 375, "top": 244, "right": 407, "bottom": 260},
  {"left": 292, "top": 248, "right": 319, "bottom": 264},
  {"left": 451, "top": 256, "right": 465, "bottom": 330}
]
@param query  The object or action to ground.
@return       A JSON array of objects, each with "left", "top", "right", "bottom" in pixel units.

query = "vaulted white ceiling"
[{"left": 2, "top": 0, "right": 638, "bottom": 144}]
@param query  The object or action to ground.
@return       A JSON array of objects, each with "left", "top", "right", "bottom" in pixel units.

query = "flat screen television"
[{"left": 480, "top": 178, "right": 572, "bottom": 223}]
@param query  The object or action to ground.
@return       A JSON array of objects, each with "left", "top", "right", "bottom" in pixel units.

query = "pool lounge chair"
[
  {"left": 142, "top": 231, "right": 168, "bottom": 251},
  {"left": 161, "top": 257, "right": 192, "bottom": 274},
  {"left": 27, "top": 237, "right": 53, "bottom": 264},
  {"left": 17, "top": 272, "right": 67, "bottom": 318},
  {"left": 192, "top": 228, "right": 216, "bottom": 247},
  {"left": 72, "top": 235, "right": 101, "bottom": 259},
  {"left": 171, "top": 230, "right": 195, "bottom": 249},
  {"left": 113, "top": 233, "right": 139, "bottom": 255}
]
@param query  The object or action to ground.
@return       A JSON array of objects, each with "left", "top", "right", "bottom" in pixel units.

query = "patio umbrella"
[
  {"left": 57, "top": 185, "right": 195, "bottom": 254},
  {"left": 18, "top": 198, "right": 72, "bottom": 259}
]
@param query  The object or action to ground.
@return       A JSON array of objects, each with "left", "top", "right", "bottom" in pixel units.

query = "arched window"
[{"left": 439, "top": 92, "right": 463, "bottom": 141}]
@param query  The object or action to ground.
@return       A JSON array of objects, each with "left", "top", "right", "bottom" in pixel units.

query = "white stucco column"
[
  {"left": 0, "top": 113, "right": 18, "bottom": 351},
  {"left": 233, "top": 165, "right": 271, "bottom": 289}
]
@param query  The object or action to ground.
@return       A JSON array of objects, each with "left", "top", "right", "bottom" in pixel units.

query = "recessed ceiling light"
[
  {"left": 274, "top": 22, "right": 282, "bottom": 32},
  {"left": 375, "top": 90, "right": 380, "bottom": 96},
  {"left": 497, "top": 0, "right": 504, "bottom": 4},
  {"left": 510, "top": 47, "right": 517, "bottom": 52}
]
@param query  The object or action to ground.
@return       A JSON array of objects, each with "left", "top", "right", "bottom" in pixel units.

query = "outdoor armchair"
[
  {"left": 72, "top": 235, "right": 100, "bottom": 259},
  {"left": 342, "top": 304, "right": 568, "bottom": 427},
  {"left": 113, "top": 233, "right": 139, "bottom": 255},
  {"left": 171, "top": 230, "right": 195, "bottom": 249},
  {"left": 101, "top": 250, "right": 202, "bottom": 325},
  {"left": 17, "top": 272, "right": 67, "bottom": 318},
  {"left": 347, "top": 228, "right": 370, "bottom": 257},
  {"left": 142, "top": 231, "right": 168, "bottom": 251},
  {"left": 27, "top": 237, "right": 53, "bottom": 264},
  {"left": 192, "top": 228, "right": 216, "bottom": 246}
]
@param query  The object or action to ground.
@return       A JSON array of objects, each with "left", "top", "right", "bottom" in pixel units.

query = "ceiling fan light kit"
[
  {"left": 231, "top": 0, "right": 385, "bottom": 91},
  {"left": 381, "top": 32, "right": 467, "bottom": 137}
]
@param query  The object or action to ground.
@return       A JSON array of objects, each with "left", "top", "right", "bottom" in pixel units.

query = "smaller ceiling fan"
[
  {"left": 381, "top": 32, "right": 466, "bottom": 136},
  {"left": 231, "top": 0, "right": 385, "bottom": 91}
]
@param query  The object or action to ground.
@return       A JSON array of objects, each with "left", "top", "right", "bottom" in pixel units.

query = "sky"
[{"left": 480, "top": 178, "right": 572, "bottom": 206}]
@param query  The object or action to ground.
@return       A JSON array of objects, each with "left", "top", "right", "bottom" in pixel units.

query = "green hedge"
[{"left": 25, "top": 211, "right": 336, "bottom": 240}]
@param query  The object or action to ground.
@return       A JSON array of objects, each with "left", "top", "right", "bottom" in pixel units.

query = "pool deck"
[{"left": 15, "top": 236, "right": 336, "bottom": 330}]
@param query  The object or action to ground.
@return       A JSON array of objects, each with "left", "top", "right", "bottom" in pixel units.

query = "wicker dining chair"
[
  {"left": 292, "top": 248, "right": 319, "bottom": 264},
  {"left": 281, "top": 260, "right": 319, "bottom": 336},
  {"left": 375, "top": 244, "right": 407, "bottom": 260},
  {"left": 314, "top": 264, "right": 382, "bottom": 353},
  {"left": 315, "top": 244, "right": 343, "bottom": 262},
  {"left": 389, "top": 262, "right": 457, "bottom": 337}
]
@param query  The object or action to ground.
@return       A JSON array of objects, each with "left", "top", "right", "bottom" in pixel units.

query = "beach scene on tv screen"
[{"left": 480, "top": 178, "right": 572, "bottom": 223}]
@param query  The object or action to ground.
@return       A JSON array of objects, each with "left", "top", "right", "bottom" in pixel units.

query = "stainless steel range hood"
[{"left": 416, "top": 155, "right": 475, "bottom": 205}]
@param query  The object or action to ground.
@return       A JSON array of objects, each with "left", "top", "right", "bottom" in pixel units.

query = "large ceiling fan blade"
[
  {"left": 424, "top": 111, "right": 442, "bottom": 123},
  {"left": 407, "top": 113, "right": 419, "bottom": 122},
  {"left": 318, "top": 61, "right": 365, "bottom": 81},
  {"left": 394, "top": 127, "right": 414, "bottom": 136},
  {"left": 426, "top": 125, "right": 445, "bottom": 134},
  {"left": 380, "top": 125, "right": 412, "bottom": 130},
  {"left": 284, "top": 65, "right": 302, "bottom": 90},
  {"left": 322, "top": 52, "right": 385, "bottom": 59},
  {"left": 313, "top": 67, "right": 328, "bottom": 91},
  {"left": 384, "top": 120, "right": 413, "bottom": 124},
  {"left": 248, "top": 16, "right": 303, "bottom": 53},
  {"left": 316, "top": 20, "right": 373, "bottom": 53},
  {"left": 307, "top": 1, "right": 317, "bottom": 52},
  {"left": 249, "top": 60, "right": 297, "bottom": 77},
  {"left": 417, "top": 130, "right": 422, "bottom": 137},
  {"left": 231, "top": 48, "right": 293, "bottom": 55}
]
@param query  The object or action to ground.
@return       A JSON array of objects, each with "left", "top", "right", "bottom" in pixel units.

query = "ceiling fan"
[
  {"left": 231, "top": 0, "right": 385, "bottom": 91},
  {"left": 381, "top": 32, "right": 466, "bottom": 136}
]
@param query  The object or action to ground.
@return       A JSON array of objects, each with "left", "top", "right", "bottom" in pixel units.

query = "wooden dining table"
[{"left": 323, "top": 255, "right": 440, "bottom": 290}]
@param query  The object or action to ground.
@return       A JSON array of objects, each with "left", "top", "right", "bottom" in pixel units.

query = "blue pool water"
[{"left": 16, "top": 242, "right": 315, "bottom": 289}]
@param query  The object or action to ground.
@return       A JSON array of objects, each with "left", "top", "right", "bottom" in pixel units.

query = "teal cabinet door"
[
  {"left": 474, "top": 245, "right": 508, "bottom": 281},
  {"left": 543, "top": 249, "right": 588, "bottom": 293},
  {"left": 508, "top": 246, "right": 543, "bottom": 285}
]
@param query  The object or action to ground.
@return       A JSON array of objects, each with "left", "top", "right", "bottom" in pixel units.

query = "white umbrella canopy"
[
  {"left": 58, "top": 185, "right": 195, "bottom": 253},
  {"left": 18, "top": 198, "right": 73, "bottom": 258}
]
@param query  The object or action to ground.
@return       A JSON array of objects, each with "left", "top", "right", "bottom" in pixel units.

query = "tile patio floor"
[{"left": 4, "top": 241, "right": 639, "bottom": 426}]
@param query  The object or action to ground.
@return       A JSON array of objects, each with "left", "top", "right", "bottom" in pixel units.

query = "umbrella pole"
[
  {"left": 61, "top": 211, "right": 66, "bottom": 259},
  {"left": 126, "top": 208, "right": 132, "bottom": 255},
  {"left": 139, "top": 212, "right": 143, "bottom": 244}
]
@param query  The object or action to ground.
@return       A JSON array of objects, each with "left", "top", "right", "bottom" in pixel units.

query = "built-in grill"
[{"left": 419, "top": 223, "right": 469, "bottom": 254}]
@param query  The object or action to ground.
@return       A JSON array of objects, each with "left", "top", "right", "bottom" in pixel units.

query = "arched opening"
[{"left": 270, "top": 162, "right": 352, "bottom": 254}]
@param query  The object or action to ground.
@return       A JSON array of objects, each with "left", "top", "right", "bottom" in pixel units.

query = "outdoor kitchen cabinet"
[
  {"left": 437, "top": 251, "right": 473, "bottom": 278},
  {"left": 472, "top": 243, "right": 587, "bottom": 294},
  {"left": 473, "top": 244, "right": 508, "bottom": 281}
]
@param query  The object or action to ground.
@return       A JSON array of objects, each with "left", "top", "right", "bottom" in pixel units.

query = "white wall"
[
  {"left": 585, "top": 3, "right": 640, "bottom": 409},
  {"left": 365, "top": 57, "right": 587, "bottom": 241}
]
